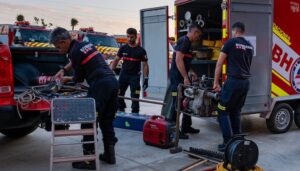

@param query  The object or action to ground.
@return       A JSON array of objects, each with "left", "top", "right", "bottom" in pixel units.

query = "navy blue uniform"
[
  {"left": 68, "top": 40, "right": 118, "bottom": 154},
  {"left": 169, "top": 36, "right": 194, "bottom": 131},
  {"left": 218, "top": 37, "right": 253, "bottom": 143},
  {"left": 117, "top": 44, "right": 147, "bottom": 113}
]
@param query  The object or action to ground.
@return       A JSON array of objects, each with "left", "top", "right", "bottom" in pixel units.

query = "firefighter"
[
  {"left": 169, "top": 23, "right": 203, "bottom": 139},
  {"left": 51, "top": 27, "right": 118, "bottom": 170},
  {"left": 111, "top": 28, "right": 149, "bottom": 114},
  {"left": 213, "top": 22, "right": 254, "bottom": 152}
]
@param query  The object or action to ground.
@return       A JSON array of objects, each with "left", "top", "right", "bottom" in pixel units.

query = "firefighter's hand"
[
  {"left": 213, "top": 82, "right": 221, "bottom": 92},
  {"left": 184, "top": 77, "right": 191, "bottom": 86},
  {"left": 61, "top": 76, "right": 73, "bottom": 84},
  {"left": 143, "top": 77, "right": 149, "bottom": 90},
  {"left": 55, "top": 69, "right": 65, "bottom": 79}
]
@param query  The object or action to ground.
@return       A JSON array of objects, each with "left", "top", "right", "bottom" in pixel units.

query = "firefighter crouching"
[
  {"left": 51, "top": 27, "right": 118, "bottom": 170},
  {"left": 213, "top": 22, "right": 254, "bottom": 152},
  {"left": 169, "top": 23, "right": 203, "bottom": 139},
  {"left": 111, "top": 28, "right": 149, "bottom": 114}
]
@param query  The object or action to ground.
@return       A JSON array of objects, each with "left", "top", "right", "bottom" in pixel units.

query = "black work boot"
[
  {"left": 72, "top": 161, "right": 96, "bottom": 170},
  {"left": 99, "top": 144, "right": 116, "bottom": 164},
  {"left": 182, "top": 127, "right": 200, "bottom": 134}
]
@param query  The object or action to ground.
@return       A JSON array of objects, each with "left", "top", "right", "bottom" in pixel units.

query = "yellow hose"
[{"left": 216, "top": 163, "right": 263, "bottom": 171}]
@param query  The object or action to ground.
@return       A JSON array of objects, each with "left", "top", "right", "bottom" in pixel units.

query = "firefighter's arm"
[
  {"left": 213, "top": 52, "right": 227, "bottom": 92},
  {"left": 143, "top": 61, "right": 149, "bottom": 78},
  {"left": 111, "top": 56, "right": 121, "bottom": 71},
  {"left": 176, "top": 51, "right": 190, "bottom": 86},
  {"left": 55, "top": 62, "right": 72, "bottom": 79}
]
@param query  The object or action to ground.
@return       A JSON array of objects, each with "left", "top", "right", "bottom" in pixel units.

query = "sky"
[{"left": 0, "top": 0, "right": 175, "bottom": 35}]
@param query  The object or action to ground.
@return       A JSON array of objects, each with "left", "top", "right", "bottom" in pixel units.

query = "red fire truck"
[
  {"left": 0, "top": 21, "right": 52, "bottom": 48},
  {"left": 141, "top": 0, "right": 300, "bottom": 133}
]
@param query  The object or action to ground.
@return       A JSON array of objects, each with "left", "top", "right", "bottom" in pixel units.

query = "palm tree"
[
  {"left": 48, "top": 23, "right": 53, "bottom": 28},
  {"left": 34, "top": 17, "right": 39, "bottom": 24},
  {"left": 41, "top": 18, "right": 47, "bottom": 27},
  {"left": 16, "top": 14, "right": 25, "bottom": 22},
  {"left": 71, "top": 18, "right": 79, "bottom": 30}
]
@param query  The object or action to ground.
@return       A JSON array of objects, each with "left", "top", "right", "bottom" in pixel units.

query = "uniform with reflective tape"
[
  {"left": 169, "top": 35, "right": 193, "bottom": 131},
  {"left": 218, "top": 37, "right": 253, "bottom": 143},
  {"left": 68, "top": 40, "right": 118, "bottom": 154},
  {"left": 117, "top": 44, "right": 147, "bottom": 113}
]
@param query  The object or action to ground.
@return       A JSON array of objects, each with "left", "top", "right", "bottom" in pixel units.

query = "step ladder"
[{"left": 50, "top": 98, "right": 100, "bottom": 171}]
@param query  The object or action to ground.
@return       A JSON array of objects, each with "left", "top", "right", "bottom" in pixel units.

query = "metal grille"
[{"left": 51, "top": 98, "right": 96, "bottom": 123}]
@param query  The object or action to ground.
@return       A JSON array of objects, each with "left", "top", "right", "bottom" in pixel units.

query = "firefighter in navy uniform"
[
  {"left": 213, "top": 22, "right": 254, "bottom": 152},
  {"left": 169, "top": 23, "right": 203, "bottom": 139},
  {"left": 111, "top": 28, "right": 149, "bottom": 114},
  {"left": 51, "top": 27, "right": 118, "bottom": 170}
]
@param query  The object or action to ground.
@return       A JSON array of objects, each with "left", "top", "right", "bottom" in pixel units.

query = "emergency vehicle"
[
  {"left": 73, "top": 27, "right": 122, "bottom": 72},
  {"left": 141, "top": 0, "right": 300, "bottom": 133},
  {"left": 0, "top": 21, "right": 52, "bottom": 47},
  {"left": 114, "top": 35, "right": 127, "bottom": 47}
]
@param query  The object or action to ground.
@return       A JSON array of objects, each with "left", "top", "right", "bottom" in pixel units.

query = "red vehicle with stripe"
[
  {"left": 0, "top": 21, "right": 52, "bottom": 48},
  {"left": 144, "top": 0, "right": 300, "bottom": 133}
]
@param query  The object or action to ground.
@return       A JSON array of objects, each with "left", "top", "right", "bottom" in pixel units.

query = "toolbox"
[
  {"left": 113, "top": 112, "right": 150, "bottom": 131},
  {"left": 143, "top": 115, "right": 175, "bottom": 148}
]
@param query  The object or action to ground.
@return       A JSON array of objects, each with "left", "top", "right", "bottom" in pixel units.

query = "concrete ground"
[{"left": 1, "top": 99, "right": 300, "bottom": 171}]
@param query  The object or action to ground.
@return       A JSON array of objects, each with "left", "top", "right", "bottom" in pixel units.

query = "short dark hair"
[
  {"left": 232, "top": 22, "right": 245, "bottom": 33},
  {"left": 188, "top": 22, "right": 203, "bottom": 32},
  {"left": 126, "top": 28, "right": 137, "bottom": 36},
  {"left": 49, "top": 27, "right": 71, "bottom": 44}
]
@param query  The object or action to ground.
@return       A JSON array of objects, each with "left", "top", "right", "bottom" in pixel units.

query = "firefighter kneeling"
[{"left": 51, "top": 27, "right": 118, "bottom": 170}]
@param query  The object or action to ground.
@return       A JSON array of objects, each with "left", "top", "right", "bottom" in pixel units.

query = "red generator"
[{"left": 143, "top": 115, "right": 175, "bottom": 148}]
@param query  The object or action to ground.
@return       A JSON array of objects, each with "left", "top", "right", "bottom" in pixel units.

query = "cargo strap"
[
  {"left": 122, "top": 57, "right": 141, "bottom": 62},
  {"left": 81, "top": 51, "right": 99, "bottom": 65}
]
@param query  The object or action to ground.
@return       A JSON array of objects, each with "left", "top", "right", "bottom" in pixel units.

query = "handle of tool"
[
  {"left": 118, "top": 96, "right": 165, "bottom": 105},
  {"left": 174, "top": 84, "right": 184, "bottom": 148}
]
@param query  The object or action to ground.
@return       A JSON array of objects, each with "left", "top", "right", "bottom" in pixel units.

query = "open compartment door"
[
  {"left": 140, "top": 6, "right": 169, "bottom": 100},
  {"left": 230, "top": 0, "right": 273, "bottom": 113}
]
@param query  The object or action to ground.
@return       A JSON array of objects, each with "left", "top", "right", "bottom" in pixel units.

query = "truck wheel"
[
  {"left": 0, "top": 125, "right": 38, "bottom": 138},
  {"left": 266, "top": 103, "right": 293, "bottom": 134},
  {"left": 293, "top": 105, "right": 300, "bottom": 128}
]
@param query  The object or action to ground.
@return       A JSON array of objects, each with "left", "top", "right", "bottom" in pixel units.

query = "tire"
[
  {"left": 0, "top": 125, "right": 38, "bottom": 138},
  {"left": 294, "top": 105, "right": 300, "bottom": 128},
  {"left": 266, "top": 103, "right": 293, "bottom": 134}
]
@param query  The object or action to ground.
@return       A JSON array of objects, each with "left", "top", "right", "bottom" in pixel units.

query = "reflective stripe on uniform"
[
  {"left": 122, "top": 57, "right": 141, "bottom": 61},
  {"left": 81, "top": 51, "right": 99, "bottom": 65},
  {"left": 218, "top": 103, "right": 226, "bottom": 111},
  {"left": 135, "top": 90, "right": 140, "bottom": 94},
  {"left": 184, "top": 54, "right": 193, "bottom": 58},
  {"left": 171, "top": 92, "right": 177, "bottom": 96}
]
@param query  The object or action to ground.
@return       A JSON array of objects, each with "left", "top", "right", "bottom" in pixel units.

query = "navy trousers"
[
  {"left": 118, "top": 72, "right": 141, "bottom": 113},
  {"left": 217, "top": 77, "right": 250, "bottom": 143},
  {"left": 82, "top": 76, "right": 119, "bottom": 154}
]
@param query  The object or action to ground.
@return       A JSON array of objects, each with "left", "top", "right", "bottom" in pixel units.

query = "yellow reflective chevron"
[
  {"left": 171, "top": 92, "right": 177, "bottom": 96},
  {"left": 272, "top": 83, "right": 289, "bottom": 96}
]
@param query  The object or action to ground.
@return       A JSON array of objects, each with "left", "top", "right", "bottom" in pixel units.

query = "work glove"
[{"left": 143, "top": 77, "right": 149, "bottom": 90}]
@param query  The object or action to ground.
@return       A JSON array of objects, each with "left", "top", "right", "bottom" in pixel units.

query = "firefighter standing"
[
  {"left": 111, "top": 28, "right": 149, "bottom": 114},
  {"left": 213, "top": 22, "right": 254, "bottom": 152},
  {"left": 169, "top": 23, "right": 203, "bottom": 139},
  {"left": 51, "top": 27, "right": 118, "bottom": 170}
]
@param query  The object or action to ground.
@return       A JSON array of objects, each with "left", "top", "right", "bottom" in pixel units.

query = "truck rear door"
[
  {"left": 229, "top": 0, "right": 273, "bottom": 113},
  {"left": 140, "top": 6, "right": 169, "bottom": 100}
]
